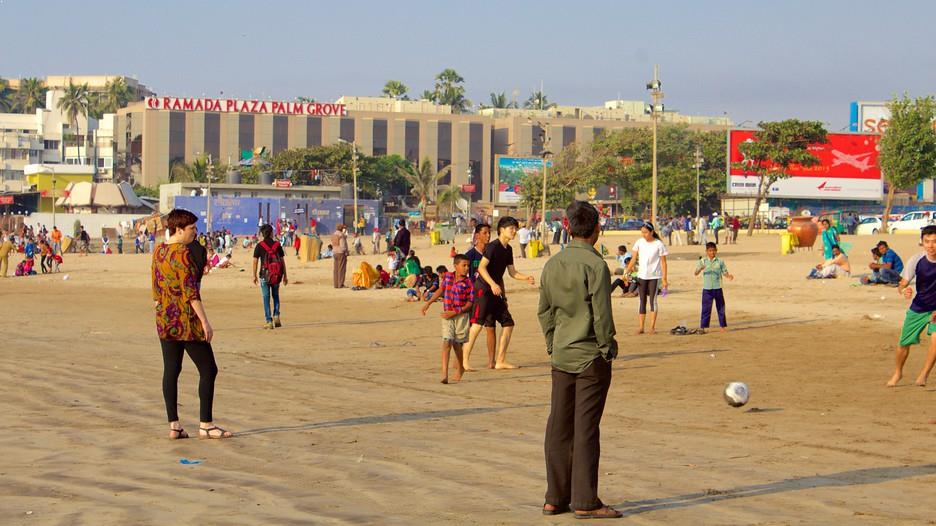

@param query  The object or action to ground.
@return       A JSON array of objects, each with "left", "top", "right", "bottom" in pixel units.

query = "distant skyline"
[{"left": 2, "top": 0, "right": 934, "bottom": 129}]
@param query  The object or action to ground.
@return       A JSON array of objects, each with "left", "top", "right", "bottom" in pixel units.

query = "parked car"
[
  {"left": 855, "top": 216, "right": 882, "bottom": 236},
  {"left": 604, "top": 219, "right": 644, "bottom": 231},
  {"left": 888, "top": 211, "right": 936, "bottom": 234}
]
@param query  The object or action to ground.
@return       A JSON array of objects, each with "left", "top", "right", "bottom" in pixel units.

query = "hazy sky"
[{"left": 2, "top": 0, "right": 932, "bottom": 129}]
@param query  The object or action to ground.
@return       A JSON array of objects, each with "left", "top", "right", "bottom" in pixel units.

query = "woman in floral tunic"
[{"left": 153, "top": 209, "right": 232, "bottom": 439}]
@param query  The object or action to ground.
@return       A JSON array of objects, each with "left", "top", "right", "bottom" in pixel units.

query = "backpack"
[{"left": 259, "top": 240, "right": 285, "bottom": 285}]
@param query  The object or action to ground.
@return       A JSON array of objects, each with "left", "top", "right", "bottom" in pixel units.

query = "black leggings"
[
  {"left": 160, "top": 340, "right": 218, "bottom": 422},
  {"left": 637, "top": 278, "right": 660, "bottom": 314}
]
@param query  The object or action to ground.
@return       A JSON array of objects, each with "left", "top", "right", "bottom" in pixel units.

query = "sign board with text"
[
  {"left": 495, "top": 155, "right": 553, "bottom": 205},
  {"left": 145, "top": 97, "right": 347, "bottom": 116},
  {"left": 728, "top": 130, "right": 882, "bottom": 200}
]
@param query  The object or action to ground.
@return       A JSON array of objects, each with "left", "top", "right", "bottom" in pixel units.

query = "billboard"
[
  {"left": 495, "top": 156, "right": 551, "bottom": 205},
  {"left": 728, "top": 130, "right": 882, "bottom": 200}
]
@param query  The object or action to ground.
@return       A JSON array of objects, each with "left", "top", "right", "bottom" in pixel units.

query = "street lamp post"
[
  {"left": 206, "top": 154, "right": 213, "bottom": 232},
  {"left": 465, "top": 164, "right": 472, "bottom": 222},
  {"left": 646, "top": 65, "right": 664, "bottom": 226},
  {"left": 540, "top": 129, "right": 551, "bottom": 247},
  {"left": 694, "top": 146, "right": 704, "bottom": 219},
  {"left": 337, "top": 138, "right": 359, "bottom": 225}
]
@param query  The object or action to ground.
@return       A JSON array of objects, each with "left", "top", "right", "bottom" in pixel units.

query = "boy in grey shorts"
[{"left": 422, "top": 254, "right": 474, "bottom": 384}]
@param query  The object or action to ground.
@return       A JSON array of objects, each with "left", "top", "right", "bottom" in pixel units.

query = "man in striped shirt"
[{"left": 422, "top": 254, "right": 474, "bottom": 384}]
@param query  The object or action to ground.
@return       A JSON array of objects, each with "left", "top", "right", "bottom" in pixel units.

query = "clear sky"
[{"left": 2, "top": 0, "right": 932, "bottom": 129}]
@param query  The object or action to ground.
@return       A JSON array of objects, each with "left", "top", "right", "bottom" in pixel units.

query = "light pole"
[
  {"left": 465, "top": 164, "right": 472, "bottom": 221},
  {"left": 694, "top": 146, "right": 704, "bottom": 219},
  {"left": 540, "top": 128, "right": 552, "bottom": 246},
  {"left": 206, "top": 154, "right": 213, "bottom": 232},
  {"left": 646, "top": 65, "right": 664, "bottom": 226}
]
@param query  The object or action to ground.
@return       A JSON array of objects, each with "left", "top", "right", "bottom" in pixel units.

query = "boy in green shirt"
[{"left": 694, "top": 242, "right": 734, "bottom": 333}]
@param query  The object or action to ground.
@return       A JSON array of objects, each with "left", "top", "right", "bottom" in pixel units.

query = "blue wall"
[{"left": 173, "top": 196, "right": 382, "bottom": 236}]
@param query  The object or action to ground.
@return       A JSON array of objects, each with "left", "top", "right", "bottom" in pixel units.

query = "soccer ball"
[{"left": 723, "top": 382, "right": 749, "bottom": 407}]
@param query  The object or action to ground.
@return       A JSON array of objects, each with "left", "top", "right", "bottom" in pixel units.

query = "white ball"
[{"left": 724, "top": 381, "right": 749, "bottom": 407}]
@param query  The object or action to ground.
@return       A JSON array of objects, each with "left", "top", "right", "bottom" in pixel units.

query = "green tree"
[
  {"left": 435, "top": 185, "right": 464, "bottom": 217},
  {"left": 735, "top": 120, "right": 827, "bottom": 236},
  {"left": 15, "top": 77, "right": 46, "bottom": 113},
  {"left": 56, "top": 82, "right": 91, "bottom": 164},
  {"left": 487, "top": 92, "right": 516, "bottom": 109},
  {"left": 382, "top": 80, "right": 409, "bottom": 99},
  {"left": 879, "top": 94, "right": 936, "bottom": 232},
  {"left": 99, "top": 77, "right": 132, "bottom": 114},
  {"left": 296, "top": 96, "right": 315, "bottom": 103},
  {"left": 524, "top": 90, "right": 555, "bottom": 110},
  {"left": 397, "top": 157, "right": 452, "bottom": 208},
  {"left": 0, "top": 78, "right": 14, "bottom": 112},
  {"left": 519, "top": 144, "right": 594, "bottom": 214},
  {"left": 432, "top": 68, "right": 470, "bottom": 113},
  {"left": 420, "top": 89, "right": 436, "bottom": 101}
]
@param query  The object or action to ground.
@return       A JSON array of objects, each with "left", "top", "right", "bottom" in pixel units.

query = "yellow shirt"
[{"left": 0, "top": 240, "right": 12, "bottom": 258}]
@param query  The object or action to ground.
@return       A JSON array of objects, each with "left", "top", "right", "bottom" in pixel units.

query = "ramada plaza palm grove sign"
[{"left": 145, "top": 96, "right": 347, "bottom": 116}]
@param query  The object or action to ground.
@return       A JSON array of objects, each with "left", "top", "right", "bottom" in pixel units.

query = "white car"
[
  {"left": 855, "top": 217, "right": 882, "bottom": 235},
  {"left": 888, "top": 211, "right": 936, "bottom": 234}
]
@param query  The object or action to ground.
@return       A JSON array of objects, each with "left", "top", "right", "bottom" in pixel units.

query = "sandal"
[
  {"left": 543, "top": 504, "right": 570, "bottom": 516},
  {"left": 169, "top": 427, "right": 189, "bottom": 440},
  {"left": 198, "top": 426, "right": 233, "bottom": 439},
  {"left": 574, "top": 505, "right": 623, "bottom": 519}
]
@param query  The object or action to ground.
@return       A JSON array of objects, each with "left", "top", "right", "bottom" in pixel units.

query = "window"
[
  {"left": 373, "top": 119, "right": 388, "bottom": 156},
  {"left": 405, "top": 121, "right": 419, "bottom": 163},
  {"left": 250, "top": 192, "right": 258, "bottom": 197},
  {"left": 239, "top": 114, "right": 255, "bottom": 151},
  {"left": 272, "top": 115, "right": 288, "bottom": 154},
  {"left": 339, "top": 119, "right": 355, "bottom": 143},
  {"left": 168, "top": 111, "right": 186, "bottom": 162},
  {"left": 43, "top": 140, "right": 60, "bottom": 150},
  {"left": 307, "top": 117, "right": 322, "bottom": 147},
  {"left": 233, "top": 192, "right": 241, "bottom": 197},
  {"left": 204, "top": 113, "right": 220, "bottom": 160}
]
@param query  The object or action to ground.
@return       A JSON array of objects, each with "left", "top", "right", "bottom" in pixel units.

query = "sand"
[{"left": 2, "top": 231, "right": 936, "bottom": 525}]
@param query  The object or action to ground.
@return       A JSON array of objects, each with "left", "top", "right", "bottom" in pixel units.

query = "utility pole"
[
  {"left": 646, "top": 65, "right": 664, "bottom": 226},
  {"left": 352, "top": 141, "right": 358, "bottom": 226},
  {"left": 694, "top": 146, "right": 704, "bottom": 219},
  {"left": 465, "top": 164, "right": 472, "bottom": 221},
  {"left": 540, "top": 126, "right": 551, "bottom": 246},
  {"left": 206, "top": 154, "right": 213, "bottom": 231}
]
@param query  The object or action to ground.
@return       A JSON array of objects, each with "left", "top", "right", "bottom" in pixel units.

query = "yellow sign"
[{"left": 587, "top": 187, "right": 597, "bottom": 199}]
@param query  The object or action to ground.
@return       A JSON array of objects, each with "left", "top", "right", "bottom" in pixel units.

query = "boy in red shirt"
[{"left": 422, "top": 254, "right": 474, "bottom": 384}]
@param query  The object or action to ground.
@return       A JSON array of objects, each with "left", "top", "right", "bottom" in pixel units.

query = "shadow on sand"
[
  {"left": 611, "top": 464, "right": 936, "bottom": 517},
  {"left": 235, "top": 404, "right": 544, "bottom": 437}
]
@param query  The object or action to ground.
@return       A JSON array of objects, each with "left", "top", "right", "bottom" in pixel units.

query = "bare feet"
[
  {"left": 486, "top": 363, "right": 495, "bottom": 369},
  {"left": 634, "top": 328, "right": 644, "bottom": 335},
  {"left": 463, "top": 365, "right": 477, "bottom": 372},
  {"left": 720, "top": 327, "right": 729, "bottom": 332},
  {"left": 886, "top": 373, "right": 902, "bottom": 387},
  {"left": 647, "top": 328, "right": 656, "bottom": 335},
  {"left": 915, "top": 377, "right": 927, "bottom": 387},
  {"left": 441, "top": 377, "right": 449, "bottom": 384},
  {"left": 494, "top": 362, "right": 519, "bottom": 369}
]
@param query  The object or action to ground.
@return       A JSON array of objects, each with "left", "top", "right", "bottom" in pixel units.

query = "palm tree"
[
  {"left": 433, "top": 68, "right": 471, "bottom": 113},
  {"left": 488, "top": 92, "right": 517, "bottom": 109},
  {"left": 15, "top": 77, "right": 46, "bottom": 113},
  {"left": 420, "top": 89, "right": 437, "bottom": 102},
  {"left": 382, "top": 80, "right": 409, "bottom": 99},
  {"left": 296, "top": 96, "right": 315, "bottom": 103},
  {"left": 169, "top": 159, "right": 194, "bottom": 183},
  {"left": 56, "top": 82, "right": 91, "bottom": 165},
  {"left": 397, "top": 157, "right": 452, "bottom": 209},
  {"left": 0, "top": 78, "right": 14, "bottom": 112},
  {"left": 436, "top": 185, "right": 464, "bottom": 217},
  {"left": 100, "top": 77, "right": 132, "bottom": 114},
  {"left": 524, "top": 90, "right": 555, "bottom": 110}
]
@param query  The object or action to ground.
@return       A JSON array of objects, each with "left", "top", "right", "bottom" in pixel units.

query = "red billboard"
[{"left": 728, "top": 130, "right": 882, "bottom": 200}]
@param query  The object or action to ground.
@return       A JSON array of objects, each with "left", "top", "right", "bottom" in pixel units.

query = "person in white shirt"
[
  {"left": 517, "top": 224, "right": 532, "bottom": 258},
  {"left": 624, "top": 222, "right": 669, "bottom": 335}
]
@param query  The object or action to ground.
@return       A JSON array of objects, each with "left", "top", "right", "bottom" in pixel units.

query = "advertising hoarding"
[
  {"left": 728, "top": 130, "right": 882, "bottom": 200},
  {"left": 495, "top": 156, "right": 552, "bottom": 205}
]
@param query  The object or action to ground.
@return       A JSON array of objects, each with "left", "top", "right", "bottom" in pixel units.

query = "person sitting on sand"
[
  {"left": 808, "top": 245, "right": 851, "bottom": 279},
  {"left": 864, "top": 241, "right": 903, "bottom": 285},
  {"left": 321, "top": 244, "right": 333, "bottom": 259}
]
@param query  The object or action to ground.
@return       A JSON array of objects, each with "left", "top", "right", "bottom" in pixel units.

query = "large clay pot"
[{"left": 788, "top": 216, "right": 819, "bottom": 248}]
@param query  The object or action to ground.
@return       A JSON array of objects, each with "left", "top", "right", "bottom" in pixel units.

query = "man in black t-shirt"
[
  {"left": 465, "top": 222, "right": 498, "bottom": 368},
  {"left": 462, "top": 216, "right": 535, "bottom": 371}
]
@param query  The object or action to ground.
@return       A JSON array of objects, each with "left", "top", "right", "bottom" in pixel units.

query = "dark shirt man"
[
  {"left": 537, "top": 200, "right": 620, "bottom": 519},
  {"left": 393, "top": 222, "right": 411, "bottom": 256}
]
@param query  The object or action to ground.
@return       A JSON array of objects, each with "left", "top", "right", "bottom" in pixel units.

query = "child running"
[
  {"left": 461, "top": 216, "right": 535, "bottom": 370},
  {"left": 887, "top": 225, "right": 936, "bottom": 387},
  {"left": 694, "top": 242, "right": 734, "bottom": 333},
  {"left": 422, "top": 254, "right": 474, "bottom": 384},
  {"left": 624, "top": 222, "right": 668, "bottom": 335}
]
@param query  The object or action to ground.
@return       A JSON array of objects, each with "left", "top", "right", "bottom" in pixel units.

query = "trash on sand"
[{"left": 179, "top": 458, "right": 203, "bottom": 465}]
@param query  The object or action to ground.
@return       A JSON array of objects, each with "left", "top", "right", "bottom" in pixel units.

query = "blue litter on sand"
[{"left": 179, "top": 458, "right": 203, "bottom": 465}]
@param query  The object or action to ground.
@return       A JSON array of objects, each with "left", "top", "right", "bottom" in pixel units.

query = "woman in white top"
[{"left": 624, "top": 222, "right": 669, "bottom": 334}]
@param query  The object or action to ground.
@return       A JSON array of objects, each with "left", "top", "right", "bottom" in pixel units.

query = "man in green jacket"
[{"left": 538, "top": 201, "right": 621, "bottom": 519}]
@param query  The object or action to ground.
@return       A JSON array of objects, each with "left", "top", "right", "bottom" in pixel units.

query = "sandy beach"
[{"left": 3, "top": 231, "right": 936, "bottom": 525}]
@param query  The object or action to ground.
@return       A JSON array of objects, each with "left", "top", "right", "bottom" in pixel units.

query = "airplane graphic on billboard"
[{"left": 830, "top": 150, "right": 874, "bottom": 173}]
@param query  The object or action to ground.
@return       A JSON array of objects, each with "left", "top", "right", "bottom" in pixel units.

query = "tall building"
[{"left": 116, "top": 95, "right": 730, "bottom": 204}]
